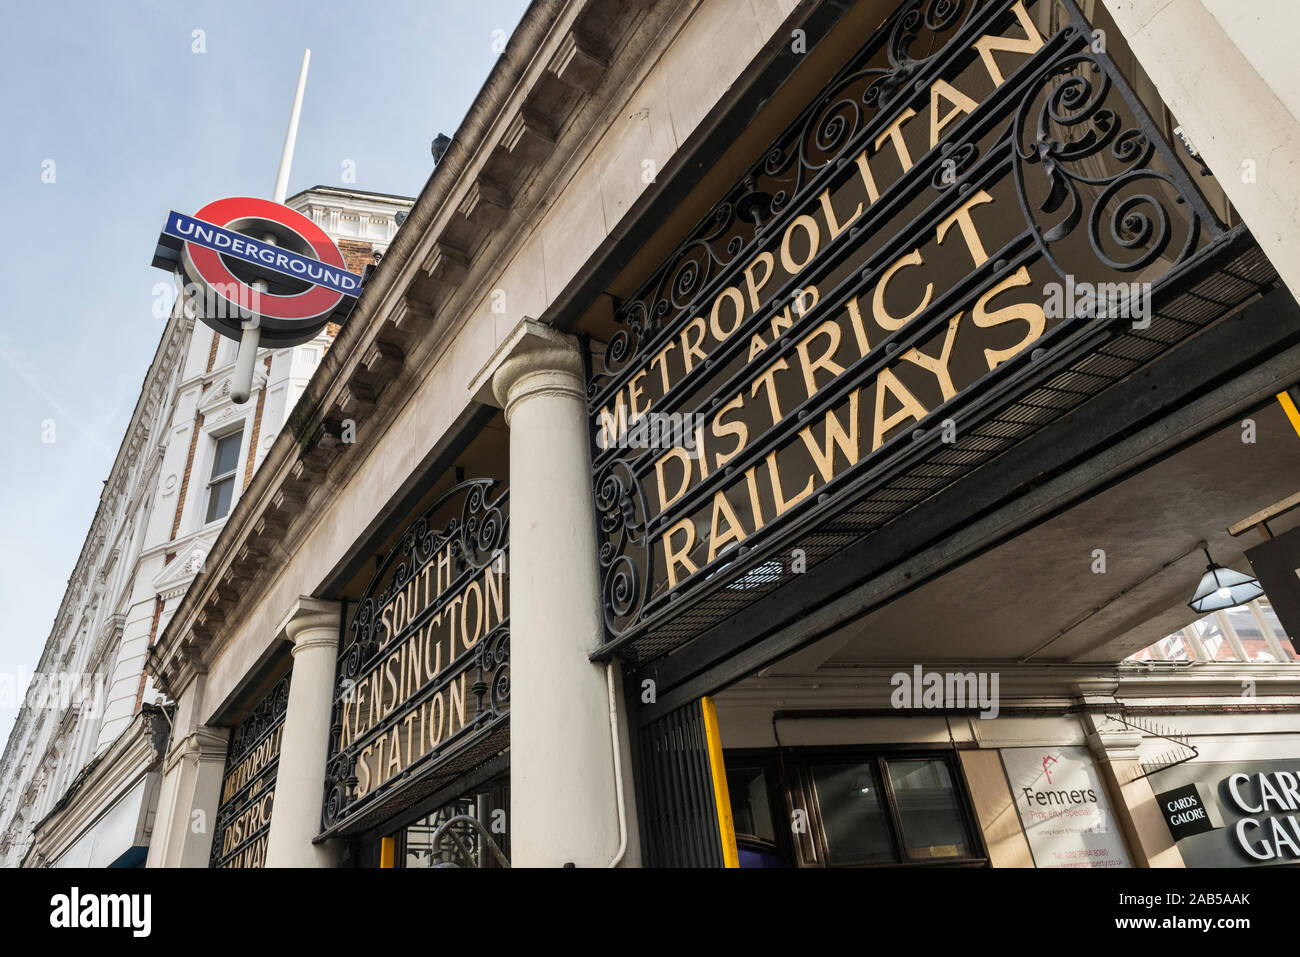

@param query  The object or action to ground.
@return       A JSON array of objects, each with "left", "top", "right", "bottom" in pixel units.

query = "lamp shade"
[{"left": 1188, "top": 562, "right": 1264, "bottom": 613}]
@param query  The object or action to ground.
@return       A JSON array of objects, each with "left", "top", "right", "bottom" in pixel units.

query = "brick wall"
[
  {"left": 337, "top": 238, "right": 375, "bottom": 274},
  {"left": 170, "top": 412, "right": 204, "bottom": 540}
]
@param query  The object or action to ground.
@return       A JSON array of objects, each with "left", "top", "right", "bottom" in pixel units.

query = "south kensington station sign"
[{"left": 321, "top": 480, "right": 510, "bottom": 835}]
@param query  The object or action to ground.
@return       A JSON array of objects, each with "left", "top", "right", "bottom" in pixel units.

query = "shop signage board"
[
  {"left": 1150, "top": 761, "right": 1300, "bottom": 866},
  {"left": 210, "top": 672, "right": 290, "bottom": 868},
  {"left": 152, "top": 195, "right": 362, "bottom": 346},
  {"left": 320, "top": 479, "right": 510, "bottom": 836},
  {"left": 1001, "top": 745, "right": 1130, "bottom": 868},
  {"left": 585, "top": 0, "right": 1246, "bottom": 665},
  {"left": 1245, "top": 526, "right": 1300, "bottom": 654},
  {"left": 1153, "top": 781, "right": 1222, "bottom": 842}
]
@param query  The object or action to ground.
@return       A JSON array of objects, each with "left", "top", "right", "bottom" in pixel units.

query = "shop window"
[
  {"left": 204, "top": 430, "right": 243, "bottom": 523},
  {"left": 811, "top": 761, "right": 894, "bottom": 865},
  {"left": 725, "top": 749, "right": 984, "bottom": 868},
  {"left": 885, "top": 758, "right": 974, "bottom": 860},
  {"left": 404, "top": 798, "right": 478, "bottom": 868},
  {"left": 726, "top": 764, "right": 790, "bottom": 868},
  {"left": 726, "top": 766, "right": 776, "bottom": 843}
]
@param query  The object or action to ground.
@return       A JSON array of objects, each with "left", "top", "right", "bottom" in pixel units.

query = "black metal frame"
[
  {"left": 637, "top": 269, "right": 1291, "bottom": 725},
  {"left": 634, "top": 700, "right": 726, "bottom": 867},
  {"left": 716, "top": 748, "right": 799, "bottom": 865}
]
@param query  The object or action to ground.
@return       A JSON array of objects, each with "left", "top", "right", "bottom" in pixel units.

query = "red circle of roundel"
[{"left": 186, "top": 196, "right": 346, "bottom": 325}]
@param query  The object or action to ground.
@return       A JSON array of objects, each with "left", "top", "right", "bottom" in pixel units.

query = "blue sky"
[{"left": 0, "top": 0, "right": 529, "bottom": 747}]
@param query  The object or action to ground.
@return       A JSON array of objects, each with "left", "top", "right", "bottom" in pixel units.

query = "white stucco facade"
[{"left": 0, "top": 187, "right": 410, "bottom": 868}]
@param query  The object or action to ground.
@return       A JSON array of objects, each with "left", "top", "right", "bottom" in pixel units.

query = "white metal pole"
[
  {"left": 273, "top": 49, "right": 311, "bottom": 205},
  {"left": 232, "top": 49, "right": 311, "bottom": 404}
]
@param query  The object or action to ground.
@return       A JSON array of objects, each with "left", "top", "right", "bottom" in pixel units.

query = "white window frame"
[
  {"left": 215, "top": 332, "right": 239, "bottom": 369},
  {"left": 201, "top": 423, "right": 248, "bottom": 528}
]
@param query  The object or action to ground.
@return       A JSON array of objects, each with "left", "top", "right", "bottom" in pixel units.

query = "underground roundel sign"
[{"left": 152, "top": 196, "right": 363, "bottom": 346}]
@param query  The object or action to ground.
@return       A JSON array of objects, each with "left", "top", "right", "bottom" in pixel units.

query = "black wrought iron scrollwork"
[
  {"left": 321, "top": 479, "right": 510, "bottom": 834},
  {"left": 341, "top": 478, "right": 507, "bottom": 684},
  {"left": 471, "top": 625, "right": 510, "bottom": 714},
  {"left": 210, "top": 672, "right": 290, "bottom": 868},
  {"left": 224, "top": 673, "right": 289, "bottom": 762},
  {"left": 591, "top": 0, "right": 988, "bottom": 389},
  {"left": 1012, "top": 49, "right": 1202, "bottom": 279},
  {"left": 594, "top": 459, "right": 652, "bottom": 637},
  {"left": 585, "top": 0, "right": 1231, "bottom": 662},
  {"left": 931, "top": 142, "right": 981, "bottom": 190}
]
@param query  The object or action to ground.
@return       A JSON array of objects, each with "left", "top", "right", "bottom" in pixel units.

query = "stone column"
[
  {"left": 1082, "top": 711, "right": 1185, "bottom": 868},
  {"left": 264, "top": 598, "right": 342, "bottom": 867},
  {"left": 145, "top": 671, "right": 229, "bottom": 868},
  {"left": 471, "top": 319, "right": 627, "bottom": 867},
  {"left": 1101, "top": 0, "right": 1300, "bottom": 299},
  {"left": 147, "top": 725, "right": 229, "bottom": 868}
]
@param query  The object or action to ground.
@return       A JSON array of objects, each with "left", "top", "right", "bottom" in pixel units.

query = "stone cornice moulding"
[
  {"left": 162, "top": 725, "right": 228, "bottom": 775},
  {"left": 89, "top": 613, "right": 127, "bottom": 671},
  {"left": 27, "top": 727, "right": 157, "bottom": 865}
]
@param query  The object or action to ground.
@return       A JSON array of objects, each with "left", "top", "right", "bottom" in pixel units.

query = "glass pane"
[
  {"left": 206, "top": 477, "right": 234, "bottom": 523},
  {"left": 218, "top": 334, "right": 238, "bottom": 367},
  {"left": 212, "top": 433, "right": 242, "bottom": 478},
  {"left": 1258, "top": 600, "right": 1300, "bottom": 661},
  {"left": 726, "top": 766, "right": 775, "bottom": 842},
  {"left": 404, "top": 798, "right": 477, "bottom": 868},
  {"left": 810, "top": 762, "right": 894, "bottom": 865},
  {"left": 1189, "top": 616, "right": 1236, "bottom": 661},
  {"left": 885, "top": 758, "right": 974, "bottom": 860},
  {"left": 1155, "top": 633, "right": 1193, "bottom": 661}
]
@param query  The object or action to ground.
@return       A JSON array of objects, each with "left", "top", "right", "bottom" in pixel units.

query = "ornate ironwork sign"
[
  {"left": 211, "top": 672, "right": 290, "bottom": 868},
  {"left": 321, "top": 479, "right": 509, "bottom": 835},
  {"left": 586, "top": 0, "right": 1257, "bottom": 663}
]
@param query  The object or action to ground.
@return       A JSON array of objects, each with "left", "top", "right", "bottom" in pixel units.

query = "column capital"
[
  {"left": 163, "top": 725, "right": 230, "bottom": 774},
  {"left": 1080, "top": 712, "right": 1144, "bottom": 763},
  {"left": 280, "top": 597, "right": 341, "bottom": 655},
  {"left": 469, "top": 318, "right": 584, "bottom": 422}
]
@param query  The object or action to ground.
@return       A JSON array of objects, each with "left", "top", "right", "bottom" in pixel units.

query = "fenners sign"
[{"left": 588, "top": 0, "right": 1226, "bottom": 648}]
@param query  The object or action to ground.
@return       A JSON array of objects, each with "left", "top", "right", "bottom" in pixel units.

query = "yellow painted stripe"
[
  {"left": 1278, "top": 391, "right": 1300, "bottom": 439},
  {"left": 380, "top": 835, "right": 396, "bottom": 868},
  {"left": 701, "top": 696, "right": 739, "bottom": 869}
]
